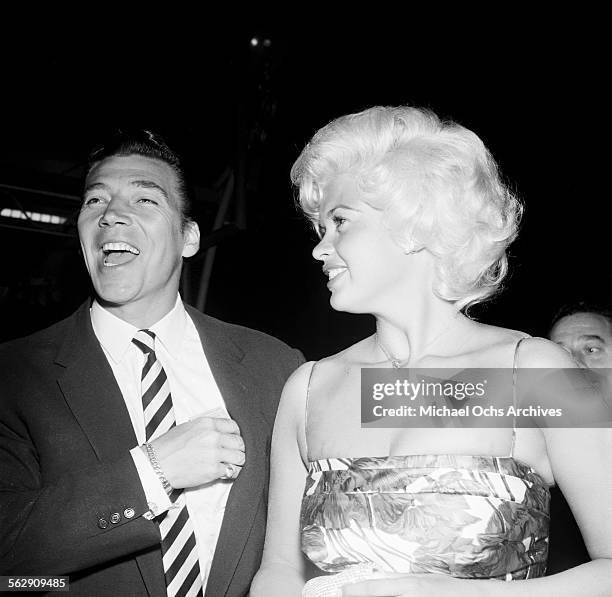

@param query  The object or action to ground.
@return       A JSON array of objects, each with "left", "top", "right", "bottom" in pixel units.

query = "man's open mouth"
[{"left": 101, "top": 242, "right": 140, "bottom": 267}]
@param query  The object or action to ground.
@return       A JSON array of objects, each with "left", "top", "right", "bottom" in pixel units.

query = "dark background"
[{"left": 0, "top": 25, "right": 608, "bottom": 358}]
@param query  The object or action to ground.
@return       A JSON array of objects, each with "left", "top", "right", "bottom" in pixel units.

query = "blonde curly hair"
[{"left": 291, "top": 106, "right": 523, "bottom": 310}]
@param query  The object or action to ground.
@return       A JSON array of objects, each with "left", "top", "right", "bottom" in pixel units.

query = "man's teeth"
[
  {"left": 327, "top": 268, "right": 346, "bottom": 280},
  {"left": 102, "top": 242, "right": 140, "bottom": 255}
]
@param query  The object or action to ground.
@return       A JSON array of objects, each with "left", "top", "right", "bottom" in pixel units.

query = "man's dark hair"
[
  {"left": 549, "top": 301, "right": 612, "bottom": 337},
  {"left": 86, "top": 129, "right": 192, "bottom": 226}
]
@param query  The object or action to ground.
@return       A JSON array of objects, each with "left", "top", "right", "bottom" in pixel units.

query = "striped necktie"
[{"left": 132, "top": 329, "right": 203, "bottom": 597}]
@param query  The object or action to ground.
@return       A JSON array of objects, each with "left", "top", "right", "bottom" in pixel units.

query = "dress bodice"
[{"left": 300, "top": 453, "right": 550, "bottom": 580}]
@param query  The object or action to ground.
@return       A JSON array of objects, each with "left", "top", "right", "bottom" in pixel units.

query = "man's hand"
[{"left": 149, "top": 416, "right": 245, "bottom": 488}]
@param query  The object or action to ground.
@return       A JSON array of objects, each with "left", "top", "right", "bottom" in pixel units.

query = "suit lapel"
[
  {"left": 55, "top": 302, "right": 166, "bottom": 597},
  {"left": 55, "top": 301, "right": 137, "bottom": 461},
  {"left": 187, "top": 307, "right": 268, "bottom": 597}
]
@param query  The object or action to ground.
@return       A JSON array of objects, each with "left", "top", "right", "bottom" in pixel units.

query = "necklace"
[
  {"left": 375, "top": 315, "right": 463, "bottom": 369},
  {"left": 376, "top": 335, "right": 409, "bottom": 368}
]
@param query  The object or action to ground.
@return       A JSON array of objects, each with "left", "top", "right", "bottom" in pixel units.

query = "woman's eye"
[
  {"left": 137, "top": 197, "right": 157, "bottom": 204},
  {"left": 585, "top": 345, "right": 601, "bottom": 354},
  {"left": 83, "top": 196, "right": 101, "bottom": 206},
  {"left": 332, "top": 215, "right": 347, "bottom": 229}
]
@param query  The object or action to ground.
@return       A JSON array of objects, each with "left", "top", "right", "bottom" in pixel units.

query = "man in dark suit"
[{"left": 0, "top": 131, "right": 303, "bottom": 596}]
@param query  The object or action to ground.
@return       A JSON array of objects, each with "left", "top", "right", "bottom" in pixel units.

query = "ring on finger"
[{"left": 221, "top": 463, "right": 238, "bottom": 480}]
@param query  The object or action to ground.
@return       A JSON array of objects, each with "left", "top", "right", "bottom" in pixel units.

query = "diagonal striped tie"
[{"left": 132, "top": 329, "right": 203, "bottom": 597}]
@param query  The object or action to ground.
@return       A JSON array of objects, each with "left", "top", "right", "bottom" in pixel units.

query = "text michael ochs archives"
[{"left": 361, "top": 368, "right": 612, "bottom": 428}]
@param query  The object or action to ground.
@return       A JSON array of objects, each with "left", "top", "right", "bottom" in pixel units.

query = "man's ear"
[{"left": 182, "top": 220, "right": 200, "bottom": 258}]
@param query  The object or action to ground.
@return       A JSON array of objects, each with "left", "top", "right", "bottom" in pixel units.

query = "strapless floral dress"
[{"left": 301, "top": 453, "right": 550, "bottom": 581}]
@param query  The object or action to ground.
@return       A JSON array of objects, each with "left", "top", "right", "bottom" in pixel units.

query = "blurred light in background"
[{"left": 1, "top": 208, "right": 66, "bottom": 225}]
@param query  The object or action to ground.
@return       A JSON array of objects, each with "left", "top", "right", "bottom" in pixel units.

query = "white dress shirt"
[{"left": 90, "top": 295, "right": 231, "bottom": 590}]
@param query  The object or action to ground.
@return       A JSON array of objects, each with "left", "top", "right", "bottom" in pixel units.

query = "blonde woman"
[{"left": 251, "top": 106, "right": 612, "bottom": 597}]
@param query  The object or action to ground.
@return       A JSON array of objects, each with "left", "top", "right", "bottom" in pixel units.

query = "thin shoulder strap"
[
  {"left": 510, "top": 336, "right": 529, "bottom": 458},
  {"left": 304, "top": 360, "right": 318, "bottom": 463}
]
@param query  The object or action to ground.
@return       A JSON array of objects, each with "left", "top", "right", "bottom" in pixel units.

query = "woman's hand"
[{"left": 342, "top": 573, "right": 485, "bottom": 597}]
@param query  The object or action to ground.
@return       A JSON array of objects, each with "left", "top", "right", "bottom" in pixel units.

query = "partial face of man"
[
  {"left": 550, "top": 312, "right": 612, "bottom": 369},
  {"left": 78, "top": 155, "right": 199, "bottom": 326}
]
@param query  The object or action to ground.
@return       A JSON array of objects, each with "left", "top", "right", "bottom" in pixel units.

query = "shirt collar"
[{"left": 90, "top": 296, "right": 188, "bottom": 363}]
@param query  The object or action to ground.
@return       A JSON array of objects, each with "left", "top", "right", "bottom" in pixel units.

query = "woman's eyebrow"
[{"left": 325, "top": 204, "right": 362, "bottom": 218}]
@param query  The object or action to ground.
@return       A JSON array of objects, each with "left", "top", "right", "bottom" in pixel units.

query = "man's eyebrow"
[
  {"left": 578, "top": 334, "right": 606, "bottom": 343},
  {"left": 130, "top": 180, "right": 169, "bottom": 199},
  {"left": 84, "top": 182, "right": 108, "bottom": 193},
  {"left": 83, "top": 180, "right": 170, "bottom": 201}
]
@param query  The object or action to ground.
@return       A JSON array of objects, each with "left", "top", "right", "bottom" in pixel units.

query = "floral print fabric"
[{"left": 301, "top": 454, "right": 550, "bottom": 580}]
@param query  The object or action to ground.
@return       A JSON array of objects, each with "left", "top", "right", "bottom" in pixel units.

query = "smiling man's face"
[
  {"left": 78, "top": 154, "right": 199, "bottom": 327},
  {"left": 550, "top": 312, "right": 612, "bottom": 369}
]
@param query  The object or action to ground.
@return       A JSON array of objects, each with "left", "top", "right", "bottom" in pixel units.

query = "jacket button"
[
  {"left": 124, "top": 507, "right": 135, "bottom": 519},
  {"left": 98, "top": 518, "right": 109, "bottom": 529},
  {"left": 110, "top": 512, "right": 121, "bottom": 524}
]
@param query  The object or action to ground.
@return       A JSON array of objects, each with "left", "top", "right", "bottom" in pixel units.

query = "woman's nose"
[{"left": 312, "top": 234, "right": 333, "bottom": 261}]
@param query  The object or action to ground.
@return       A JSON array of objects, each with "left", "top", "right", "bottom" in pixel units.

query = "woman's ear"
[{"left": 400, "top": 238, "right": 425, "bottom": 254}]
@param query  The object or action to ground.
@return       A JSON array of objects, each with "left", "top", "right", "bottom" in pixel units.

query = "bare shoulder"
[
  {"left": 514, "top": 336, "right": 576, "bottom": 368},
  {"left": 455, "top": 321, "right": 526, "bottom": 366},
  {"left": 466, "top": 321, "right": 574, "bottom": 368},
  {"left": 306, "top": 336, "right": 374, "bottom": 375},
  {"left": 282, "top": 361, "right": 317, "bottom": 400},
  {"left": 468, "top": 320, "right": 526, "bottom": 346},
  {"left": 322, "top": 335, "right": 372, "bottom": 362},
  {"left": 275, "top": 362, "right": 317, "bottom": 458}
]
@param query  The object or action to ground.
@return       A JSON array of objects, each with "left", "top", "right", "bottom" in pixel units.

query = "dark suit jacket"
[{"left": 0, "top": 300, "right": 303, "bottom": 596}]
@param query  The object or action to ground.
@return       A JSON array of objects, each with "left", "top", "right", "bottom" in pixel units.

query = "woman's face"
[{"left": 312, "top": 174, "right": 423, "bottom": 314}]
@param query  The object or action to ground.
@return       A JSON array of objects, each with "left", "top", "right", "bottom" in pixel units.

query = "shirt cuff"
[{"left": 130, "top": 446, "right": 173, "bottom": 518}]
